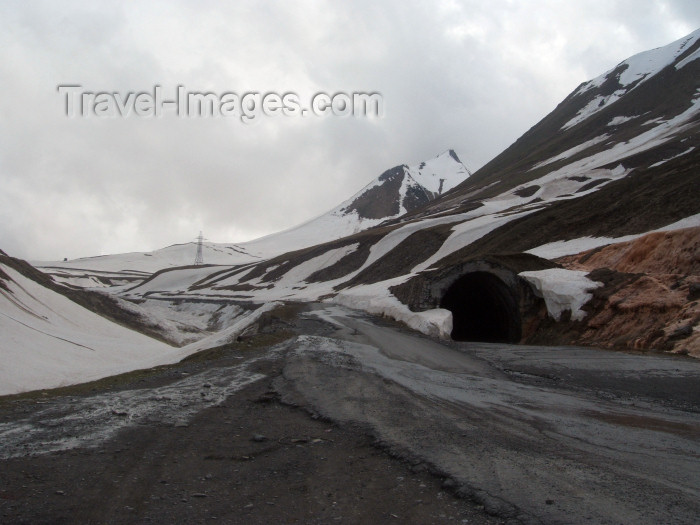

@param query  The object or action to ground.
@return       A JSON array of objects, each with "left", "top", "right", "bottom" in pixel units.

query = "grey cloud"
[{"left": 0, "top": 0, "right": 697, "bottom": 260}]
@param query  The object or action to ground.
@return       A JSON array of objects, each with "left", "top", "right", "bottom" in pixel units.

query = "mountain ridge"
[
  {"left": 6, "top": 29, "right": 700, "bottom": 376},
  {"left": 434, "top": 27, "right": 700, "bottom": 206}
]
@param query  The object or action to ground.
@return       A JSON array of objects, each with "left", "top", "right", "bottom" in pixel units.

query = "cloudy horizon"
[{"left": 1, "top": 0, "right": 699, "bottom": 261}]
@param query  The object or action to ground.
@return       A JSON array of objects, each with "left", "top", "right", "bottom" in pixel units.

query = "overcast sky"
[{"left": 1, "top": 0, "right": 698, "bottom": 261}]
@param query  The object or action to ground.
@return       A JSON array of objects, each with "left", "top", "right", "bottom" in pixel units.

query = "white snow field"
[{"left": 0, "top": 264, "right": 270, "bottom": 395}]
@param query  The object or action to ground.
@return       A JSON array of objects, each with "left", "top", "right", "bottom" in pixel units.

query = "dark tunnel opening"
[{"left": 439, "top": 271, "right": 521, "bottom": 343}]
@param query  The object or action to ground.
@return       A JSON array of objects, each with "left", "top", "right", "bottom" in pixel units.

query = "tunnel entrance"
[{"left": 439, "top": 271, "right": 521, "bottom": 343}]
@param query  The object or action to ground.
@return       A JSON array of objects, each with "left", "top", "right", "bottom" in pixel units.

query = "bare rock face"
[{"left": 559, "top": 227, "right": 700, "bottom": 356}]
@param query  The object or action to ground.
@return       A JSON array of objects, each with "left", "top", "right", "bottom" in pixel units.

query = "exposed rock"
[
  {"left": 563, "top": 227, "right": 699, "bottom": 275},
  {"left": 557, "top": 227, "right": 700, "bottom": 356}
]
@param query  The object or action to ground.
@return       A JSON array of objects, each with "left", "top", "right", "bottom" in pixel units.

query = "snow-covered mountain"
[
  {"left": 337, "top": 149, "right": 470, "bottom": 226},
  {"left": 114, "top": 29, "right": 700, "bottom": 355},
  {"left": 0, "top": 250, "right": 280, "bottom": 394},
  {"left": 3, "top": 30, "right": 699, "bottom": 398},
  {"left": 36, "top": 150, "right": 471, "bottom": 286},
  {"left": 241, "top": 149, "right": 470, "bottom": 254}
]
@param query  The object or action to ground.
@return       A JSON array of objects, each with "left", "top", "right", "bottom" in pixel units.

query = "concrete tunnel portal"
[{"left": 439, "top": 271, "right": 522, "bottom": 343}]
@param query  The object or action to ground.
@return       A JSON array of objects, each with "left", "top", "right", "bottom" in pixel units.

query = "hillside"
[
  {"left": 35, "top": 150, "right": 470, "bottom": 288},
  {"left": 0, "top": 253, "right": 176, "bottom": 394},
  {"left": 0, "top": 251, "right": 279, "bottom": 394},
  {"left": 555, "top": 227, "right": 700, "bottom": 354},
  {"left": 0, "top": 30, "right": 693, "bottom": 396},
  {"left": 108, "top": 29, "right": 700, "bottom": 355}
]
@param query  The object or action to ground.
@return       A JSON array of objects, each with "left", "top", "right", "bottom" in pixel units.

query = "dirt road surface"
[{"left": 1, "top": 304, "right": 699, "bottom": 524}]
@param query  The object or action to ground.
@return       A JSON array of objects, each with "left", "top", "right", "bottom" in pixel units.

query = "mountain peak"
[
  {"left": 338, "top": 150, "right": 470, "bottom": 221},
  {"left": 436, "top": 149, "right": 462, "bottom": 163},
  {"left": 406, "top": 149, "right": 471, "bottom": 196}
]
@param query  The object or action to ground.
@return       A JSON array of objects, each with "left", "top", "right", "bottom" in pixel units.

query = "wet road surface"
[{"left": 1, "top": 304, "right": 699, "bottom": 524}]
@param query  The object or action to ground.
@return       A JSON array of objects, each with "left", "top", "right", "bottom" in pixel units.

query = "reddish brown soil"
[{"left": 559, "top": 227, "right": 699, "bottom": 356}]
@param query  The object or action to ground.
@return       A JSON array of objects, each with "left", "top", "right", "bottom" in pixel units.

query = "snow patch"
[
  {"left": 526, "top": 213, "right": 700, "bottom": 259},
  {"left": 413, "top": 209, "right": 535, "bottom": 273},
  {"left": 129, "top": 266, "right": 220, "bottom": 295},
  {"left": 563, "top": 91, "right": 626, "bottom": 130},
  {"left": 607, "top": 115, "right": 638, "bottom": 126},
  {"left": 676, "top": 46, "right": 700, "bottom": 70},
  {"left": 271, "top": 244, "right": 358, "bottom": 289},
  {"left": 648, "top": 146, "right": 695, "bottom": 168},
  {"left": 181, "top": 302, "right": 282, "bottom": 352},
  {"left": 531, "top": 135, "right": 610, "bottom": 170},
  {"left": 520, "top": 269, "right": 602, "bottom": 321},
  {"left": 333, "top": 278, "right": 453, "bottom": 339}
]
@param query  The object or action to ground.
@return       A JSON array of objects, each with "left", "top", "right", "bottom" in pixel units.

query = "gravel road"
[{"left": 1, "top": 304, "right": 699, "bottom": 524}]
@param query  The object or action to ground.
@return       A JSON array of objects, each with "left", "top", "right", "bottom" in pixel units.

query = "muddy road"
[{"left": 1, "top": 304, "right": 699, "bottom": 524}]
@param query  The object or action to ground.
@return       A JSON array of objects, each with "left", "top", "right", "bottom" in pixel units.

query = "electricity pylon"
[{"left": 194, "top": 231, "right": 205, "bottom": 265}]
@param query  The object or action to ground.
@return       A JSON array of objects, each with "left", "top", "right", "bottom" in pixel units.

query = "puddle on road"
[{"left": 0, "top": 360, "right": 266, "bottom": 459}]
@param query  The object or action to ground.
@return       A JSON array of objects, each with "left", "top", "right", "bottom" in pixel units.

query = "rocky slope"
[{"left": 556, "top": 227, "right": 700, "bottom": 356}]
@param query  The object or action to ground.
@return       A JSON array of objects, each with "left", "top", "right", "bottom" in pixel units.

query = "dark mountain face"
[
  {"left": 457, "top": 31, "right": 700, "bottom": 198},
  {"left": 397, "top": 30, "right": 700, "bottom": 244},
  {"left": 341, "top": 166, "right": 407, "bottom": 219},
  {"left": 339, "top": 150, "right": 471, "bottom": 222}
]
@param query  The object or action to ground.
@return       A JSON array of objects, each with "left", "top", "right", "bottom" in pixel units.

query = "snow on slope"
[
  {"left": 130, "top": 265, "right": 221, "bottom": 296},
  {"left": 120, "top": 199, "right": 540, "bottom": 306},
  {"left": 0, "top": 263, "right": 272, "bottom": 395},
  {"left": 0, "top": 263, "right": 175, "bottom": 394},
  {"left": 526, "top": 214, "right": 700, "bottom": 259},
  {"left": 36, "top": 150, "right": 470, "bottom": 285},
  {"left": 405, "top": 149, "right": 471, "bottom": 194},
  {"left": 333, "top": 280, "right": 453, "bottom": 339},
  {"left": 37, "top": 241, "right": 260, "bottom": 275},
  {"left": 238, "top": 150, "right": 471, "bottom": 257},
  {"left": 524, "top": 91, "right": 700, "bottom": 198},
  {"left": 530, "top": 134, "right": 610, "bottom": 170},
  {"left": 563, "top": 29, "right": 700, "bottom": 129},
  {"left": 520, "top": 269, "right": 602, "bottom": 321}
]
